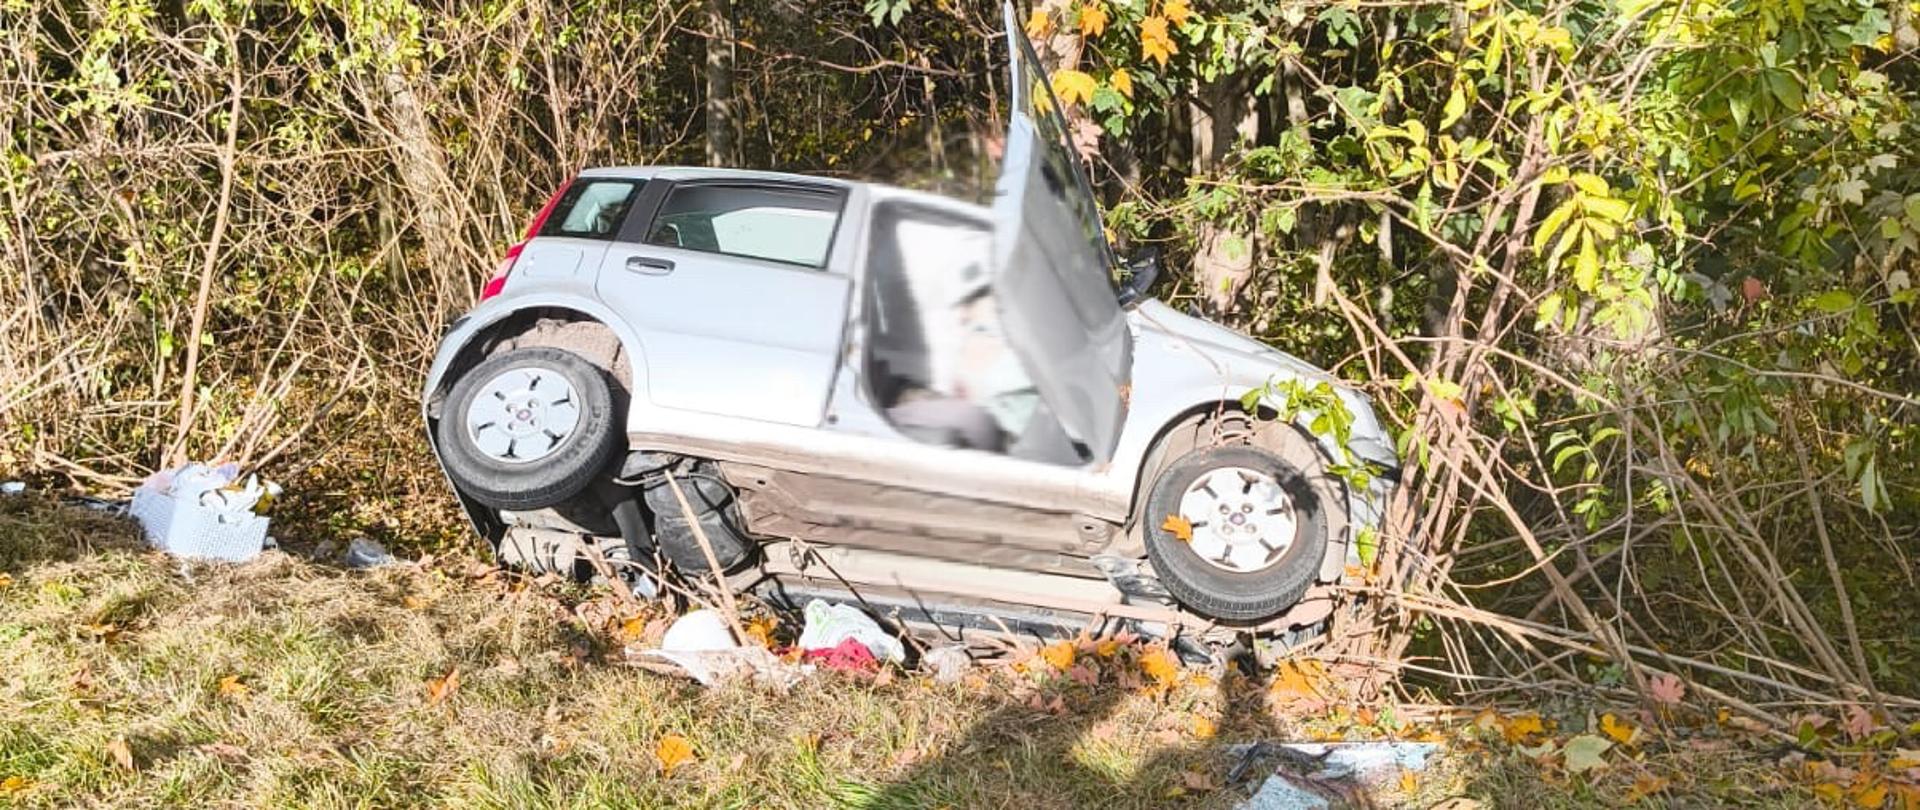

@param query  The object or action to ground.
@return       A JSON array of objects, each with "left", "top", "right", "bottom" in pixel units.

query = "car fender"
[
  {"left": 1116, "top": 301, "right": 1400, "bottom": 581},
  {"left": 422, "top": 291, "right": 653, "bottom": 419}
]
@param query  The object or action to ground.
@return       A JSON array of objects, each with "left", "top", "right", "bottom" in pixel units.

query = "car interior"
[{"left": 860, "top": 201, "right": 1089, "bottom": 466}]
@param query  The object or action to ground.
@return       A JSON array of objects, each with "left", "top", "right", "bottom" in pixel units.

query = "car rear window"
[
  {"left": 538, "top": 179, "right": 644, "bottom": 239},
  {"left": 646, "top": 183, "right": 843, "bottom": 268}
]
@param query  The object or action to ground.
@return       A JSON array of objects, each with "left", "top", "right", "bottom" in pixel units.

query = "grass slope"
[{"left": 0, "top": 496, "right": 1819, "bottom": 808}]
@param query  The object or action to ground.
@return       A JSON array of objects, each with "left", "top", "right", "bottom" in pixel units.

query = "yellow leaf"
[
  {"left": 0, "top": 572, "right": 13, "bottom": 589},
  {"left": 1040, "top": 640, "right": 1076, "bottom": 670},
  {"left": 1500, "top": 712, "right": 1546, "bottom": 743},
  {"left": 1095, "top": 638, "right": 1121, "bottom": 658},
  {"left": 425, "top": 668, "right": 460, "bottom": 706},
  {"left": 1077, "top": 3, "right": 1109, "bottom": 37},
  {"left": 402, "top": 594, "right": 428, "bottom": 610},
  {"left": 618, "top": 615, "right": 650, "bottom": 643},
  {"left": 1110, "top": 69, "right": 1134, "bottom": 99},
  {"left": 1164, "top": 0, "right": 1193, "bottom": 27},
  {"left": 744, "top": 615, "right": 778, "bottom": 648},
  {"left": 1139, "top": 647, "right": 1181, "bottom": 688},
  {"left": 1160, "top": 513, "right": 1193, "bottom": 542},
  {"left": 656, "top": 733, "right": 696, "bottom": 776},
  {"left": 1854, "top": 776, "right": 1890, "bottom": 810},
  {"left": 1398, "top": 769, "right": 1420, "bottom": 794},
  {"left": 1269, "top": 659, "right": 1328, "bottom": 701},
  {"left": 1, "top": 775, "right": 32, "bottom": 794},
  {"left": 1599, "top": 712, "right": 1638, "bottom": 745},
  {"left": 1625, "top": 774, "right": 1670, "bottom": 802},
  {"left": 1025, "top": 9, "right": 1054, "bottom": 40},
  {"left": 1192, "top": 715, "right": 1217, "bottom": 739},
  {"left": 1052, "top": 69, "right": 1098, "bottom": 107},
  {"left": 1141, "top": 16, "right": 1177, "bottom": 67},
  {"left": 217, "top": 675, "right": 249, "bottom": 699}
]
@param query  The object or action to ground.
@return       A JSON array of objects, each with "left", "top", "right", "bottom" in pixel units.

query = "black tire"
[
  {"left": 1143, "top": 444, "right": 1332, "bottom": 623},
  {"left": 436, "top": 347, "right": 622, "bottom": 511}
]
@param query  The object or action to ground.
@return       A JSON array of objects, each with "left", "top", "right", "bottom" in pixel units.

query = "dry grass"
[{"left": 0, "top": 497, "right": 1821, "bottom": 809}]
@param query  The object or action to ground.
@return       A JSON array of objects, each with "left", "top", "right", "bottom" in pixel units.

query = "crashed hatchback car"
[{"left": 422, "top": 10, "right": 1398, "bottom": 645}]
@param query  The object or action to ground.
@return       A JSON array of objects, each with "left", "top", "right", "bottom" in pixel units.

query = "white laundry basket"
[{"left": 130, "top": 485, "right": 269, "bottom": 562}]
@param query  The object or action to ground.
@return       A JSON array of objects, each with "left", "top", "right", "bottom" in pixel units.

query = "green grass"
[{"left": 0, "top": 496, "right": 1821, "bottom": 808}]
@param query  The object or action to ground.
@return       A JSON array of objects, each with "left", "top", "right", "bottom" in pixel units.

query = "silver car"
[{"left": 422, "top": 8, "right": 1398, "bottom": 644}]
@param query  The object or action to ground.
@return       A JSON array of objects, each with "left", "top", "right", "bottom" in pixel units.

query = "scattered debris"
[
  {"left": 1, "top": 481, "right": 24, "bottom": 495},
  {"left": 796, "top": 599, "right": 906, "bottom": 664},
  {"left": 130, "top": 462, "right": 278, "bottom": 562},
  {"left": 1229, "top": 741, "right": 1443, "bottom": 810},
  {"left": 343, "top": 537, "right": 399, "bottom": 569},
  {"left": 805, "top": 638, "right": 880, "bottom": 671},
  {"left": 628, "top": 609, "right": 808, "bottom": 689},
  {"left": 921, "top": 644, "right": 973, "bottom": 684}
]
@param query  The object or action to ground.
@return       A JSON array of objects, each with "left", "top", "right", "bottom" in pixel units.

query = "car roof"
[{"left": 578, "top": 165, "right": 860, "bottom": 189}]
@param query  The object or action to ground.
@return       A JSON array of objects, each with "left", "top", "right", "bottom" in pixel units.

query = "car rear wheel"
[
  {"left": 436, "top": 347, "right": 622, "bottom": 511},
  {"left": 1143, "top": 444, "right": 1330, "bottom": 623}
]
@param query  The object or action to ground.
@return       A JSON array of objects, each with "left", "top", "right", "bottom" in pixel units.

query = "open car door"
[{"left": 990, "top": 2, "right": 1132, "bottom": 463}]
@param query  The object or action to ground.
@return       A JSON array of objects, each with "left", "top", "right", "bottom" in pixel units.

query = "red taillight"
[{"left": 480, "top": 180, "right": 573, "bottom": 302}]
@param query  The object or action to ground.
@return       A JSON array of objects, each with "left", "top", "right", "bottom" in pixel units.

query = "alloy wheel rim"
[
  {"left": 1175, "top": 465, "right": 1297, "bottom": 573},
  {"left": 463, "top": 366, "right": 581, "bottom": 464}
]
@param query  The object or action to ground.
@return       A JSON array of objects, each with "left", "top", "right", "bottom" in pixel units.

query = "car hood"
[{"left": 1129, "top": 300, "right": 1332, "bottom": 382}]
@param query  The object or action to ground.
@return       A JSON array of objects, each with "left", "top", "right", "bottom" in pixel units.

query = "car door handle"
[{"left": 624, "top": 256, "right": 675, "bottom": 276}]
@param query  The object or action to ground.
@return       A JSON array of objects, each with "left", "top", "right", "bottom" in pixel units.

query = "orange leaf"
[
  {"left": 1140, "top": 16, "right": 1177, "bottom": 67},
  {"left": 1139, "top": 647, "right": 1181, "bottom": 689},
  {"left": 744, "top": 615, "right": 778, "bottom": 649},
  {"left": 1191, "top": 715, "right": 1217, "bottom": 739},
  {"left": 0, "top": 572, "right": 13, "bottom": 589},
  {"left": 1625, "top": 774, "right": 1670, "bottom": 802},
  {"left": 1163, "top": 0, "right": 1193, "bottom": 27},
  {"left": 656, "top": 733, "right": 696, "bottom": 776},
  {"left": 1269, "top": 659, "right": 1328, "bottom": 703},
  {"left": 1077, "top": 3, "right": 1109, "bottom": 37},
  {"left": 1110, "top": 69, "right": 1134, "bottom": 99},
  {"left": 1025, "top": 9, "right": 1054, "bottom": 39},
  {"left": 217, "top": 675, "right": 250, "bottom": 699},
  {"left": 1040, "top": 641, "right": 1076, "bottom": 671},
  {"left": 1160, "top": 513, "right": 1193, "bottom": 542},
  {"left": 425, "top": 668, "right": 460, "bottom": 706}
]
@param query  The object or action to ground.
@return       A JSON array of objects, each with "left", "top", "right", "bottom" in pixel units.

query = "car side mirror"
[{"left": 1117, "top": 247, "right": 1162, "bottom": 307}]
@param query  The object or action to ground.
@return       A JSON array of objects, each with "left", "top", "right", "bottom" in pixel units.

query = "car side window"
[
  {"left": 539, "top": 179, "right": 643, "bottom": 239},
  {"left": 646, "top": 183, "right": 843, "bottom": 268}
]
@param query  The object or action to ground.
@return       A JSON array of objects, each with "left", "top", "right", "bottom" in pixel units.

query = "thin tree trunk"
[{"left": 704, "top": 0, "right": 738, "bottom": 167}]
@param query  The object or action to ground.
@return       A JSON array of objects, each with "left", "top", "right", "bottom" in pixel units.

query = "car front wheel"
[
  {"left": 1142, "top": 444, "right": 1333, "bottom": 623},
  {"left": 436, "top": 346, "right": 622, "bottom": 511}
]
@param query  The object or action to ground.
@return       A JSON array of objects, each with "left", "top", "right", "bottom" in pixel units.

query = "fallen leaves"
[
  {"left": 1648, "top": 673, "right": 1686, "bottom": 705},
  {"left": 1499, "top": 712, "right": 1547, "bottom": 744},
  {"left": 1625, "top": 774, "right": 1670, "bottom": 802},
  {"left": 1138, "top": 646, "right": 1181, "bottom": 690},
  {"left": 1160, "top": 513, "right": 1193, "bottom": 542},
  {"left": 216, "top": 675, "right": 250, "bottom": 700},
  {"left": 655, "top": 733, "right": 696, "bottom": 776},
  {"left": 1562, "top": 734, "right": 1613, "bottom": 774},
  {"left": 1599, "top": 712, "right": 1639, "bottom": 746},
  {"left": 1, "top": 775, "right": 32, "bottom": 795},
  {"left": 105, "top": 737, "right": 134, "bottom": 771},
  {"left": 424, "top": 668, "right": 460, "bottom": 706},
  {"left": 0, "top": 572, "right": 12, "bottom": 589},
  {"left": 1190, "top": 715, "right": 1216, "bottom": 740}
]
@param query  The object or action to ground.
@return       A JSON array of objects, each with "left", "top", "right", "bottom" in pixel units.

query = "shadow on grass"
[
  {"left": 0, "top": 494, "right": 146, "bottom": 574},
  {"left": 848, "top": 658, "right": 1303, "bottom": 810}
]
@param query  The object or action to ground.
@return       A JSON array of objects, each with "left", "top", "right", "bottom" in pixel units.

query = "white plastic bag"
[{"left": 796, "top": 599, "right": 906, "bottom": 663}]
